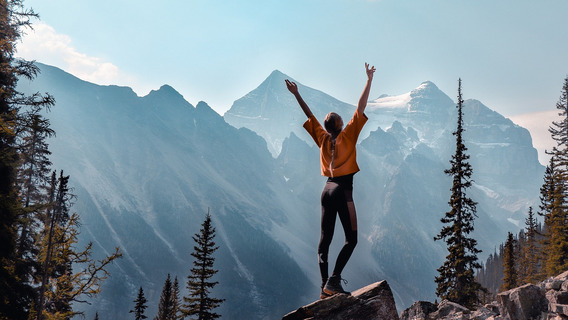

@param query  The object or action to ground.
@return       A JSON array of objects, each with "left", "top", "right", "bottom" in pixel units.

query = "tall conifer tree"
[
  {"left": 172, "top": 276, "right": 182, "bottom": 320},
  {"left": 0, "top": 1, "right": 54, "bottom": 317},
  {"left": 434, "top": 79, "right": 483, "bottom": 309},
  {"left": 34, "top": 171, "right": 121, "bottom": 319},
  {"left": 130, "top": 287, "right": 148, "bottom": 320},
  {"left": 13, "top": 113, "right": 54, "bottom": 306},
  {"left": 501, "top": 232, "right": 517, "bottom": 291},
  {"left": 155, "top": 274, "right": 176, "bottom": 320},
  {"left": 183, "top": 212, "right": 224, "bottom": 320},
  {"left": 520, "top": 207, "right": 539, "bottom": 284}
]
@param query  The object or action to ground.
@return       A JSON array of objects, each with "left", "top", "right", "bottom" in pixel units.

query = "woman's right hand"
[
  {"left": 365, "top": 63, "right": 376, "bottom": 81},
  {"left": 285, "top": 79, "right": 299, "bottom": 95}
]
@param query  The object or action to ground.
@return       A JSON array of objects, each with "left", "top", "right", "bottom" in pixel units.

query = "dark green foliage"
[
  {"left": 36, "top": 171, "right": 72, "bottom": 319},
  {"left": 540, "top": 77, "right": 568, "bottom": 278},
  {"left": 13, "top": 113, "right": 54, "bottom": 312},
  {"left": 477, "top": 211, "right": 545, "bottom": 295},
  {"left": 434, "top": 79, "right": 483, "bottom": 309},
  {"left": 182, "top": 212, "right": 224, "bottom": 320},
  {"left": 501, "top": 232, "right": 517, "bottom": 291},
  {"left": 130, "top": 287, "right": 148, "bottom": 320},
  {"left": 171, "top": 277, "right": 182, "bottom": 320},
  {"left": 155, "top": 274, "right": 176, "bottom": 320},
  {"left": 0, "top": 1, "right": 55, "bottom": 317},
  {"left": 520, "top": 207, "right": 540, "bottom": 284},
  {"left": 0, "top": 2, "right": 121, "bottom": 318},
  {"left": 479, "top": 75, "right": 568, "bottom": 295}
]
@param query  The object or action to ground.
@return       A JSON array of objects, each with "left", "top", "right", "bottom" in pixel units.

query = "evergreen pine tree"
[
  {"left": 36, "top": 171, "right": 70, "bottom": 319},
  {"left": 130, "top": 287, "right": 148, "bottom": 320},
  {"left": 0, "top": 1, "right": 54, "bottom": 318},
  {"left": 35, "top": 171, "right": 121, "bottom": 319},
  {"left": 182, "top": 212, "right": 224, "bottom": 320},
  {"left": 501, "top": 232, "right": 517, "bottom": 291},
  {"left": 521, "top": 207, "right": 540, "bottom": 284},
  {"left": 155, "top": 274, "right": 175, "bottom": 320},
  {"left": 172, "top": 276, "right": 182, "bottom": 320},
  {"left": 434, "top": 79, "right": 483, "bottom": 309},
  {"left": 12, "top": 113, "right": 54, "bottom": 310}
]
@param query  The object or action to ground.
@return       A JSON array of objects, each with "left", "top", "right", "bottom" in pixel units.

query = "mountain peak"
[
  {"left": 407, "top": 80, "right": 455, "bottom": 113},
  {"left": 410, "top": 81, "right": 442, "bottom": 97},
  {"left": 146, "top": 84, "right": 183, "bottom": 98},
  {"left": 143, "top": 84, "right": 194, "bottom": 109},
  {"left": 268, "top": 69, "right": 288, "bottom": 79},
  {"left": 263, "top": 69, "right": 295, "bottom": 89}
]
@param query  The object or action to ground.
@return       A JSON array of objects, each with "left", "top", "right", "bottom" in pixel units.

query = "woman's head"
[{"left": 324, "top": 112, "right": 343, "bottom": 136}]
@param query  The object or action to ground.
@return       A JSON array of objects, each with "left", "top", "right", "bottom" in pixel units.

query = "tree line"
[
  {"left": 476, "top": 207, "right": 543, "bottom": 298},
  {"left": 476, "top": 75, "right": 568, "bottom": 296},
  {"left": 434, "top": 75, "right": 568, "bottom": 308},
  {"left": 478, "top": 77, "right": 568, "bottom": 294}
]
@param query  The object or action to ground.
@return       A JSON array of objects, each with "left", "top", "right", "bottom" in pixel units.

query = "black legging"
[{"left": 318, "top": 175, "right": 358, "bottom": 283}]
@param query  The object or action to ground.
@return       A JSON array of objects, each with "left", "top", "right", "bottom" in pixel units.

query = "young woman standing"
[{"left": 285, "top": 62, "right": 375, "bottom": 298}]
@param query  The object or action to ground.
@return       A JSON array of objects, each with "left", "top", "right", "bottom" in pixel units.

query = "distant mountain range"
[{"left": 19, "top": 63, "right": 544, "bottom": 319}]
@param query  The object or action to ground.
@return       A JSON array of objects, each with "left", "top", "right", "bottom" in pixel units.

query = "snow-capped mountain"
[
  {"left": 224, "top": 70, "right": 354, "bottom": 157},
  {"left": 19, "top": 64, "right": 544, "bottom": 319}
]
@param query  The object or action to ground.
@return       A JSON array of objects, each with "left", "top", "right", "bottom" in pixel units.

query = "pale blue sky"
[{"left": 17, "top": 0, "right": 568, "bottom": 162}]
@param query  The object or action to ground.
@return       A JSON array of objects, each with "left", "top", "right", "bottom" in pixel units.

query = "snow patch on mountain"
[{"left": 368, "top": 92, "right": 411, "bottom": 110}]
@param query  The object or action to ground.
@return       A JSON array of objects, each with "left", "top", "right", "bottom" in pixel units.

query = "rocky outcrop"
[
  {"left": 282, "top": 281, "right": 399, "bottom": 320},
  {"left": 497, "top": 284, "right": 547, "bottom": 319},
  {"left": 400, "top": 270, "right": 568, "bottom": 320},
  {"left": 283, "top": 271, "right": 568, "bottom": 320}
]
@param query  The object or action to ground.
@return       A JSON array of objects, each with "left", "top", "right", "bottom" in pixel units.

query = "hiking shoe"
[
  {"left": 320, "top": 287, "right": 331, "bottom": 299},
  {"left": 323, "top": 275, "right": 350, "bottom": 295}
]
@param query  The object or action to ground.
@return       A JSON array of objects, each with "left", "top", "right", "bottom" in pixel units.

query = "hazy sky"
[{"left": 17, "top": 0, "right": 568, "bottom": 164}]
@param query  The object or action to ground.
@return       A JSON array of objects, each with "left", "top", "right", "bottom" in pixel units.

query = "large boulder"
[
  {"left": 282, "top": 281, "right": 399, "bottom": 320},
  {"left": 497, "top": 284, "right": 547, "bottom": 320}
]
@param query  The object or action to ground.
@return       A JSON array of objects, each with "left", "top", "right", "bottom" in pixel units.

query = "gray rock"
[
  {"left": 561, "top": 281, "right": 568, "bottom": 292},
  {"left": 549, "top": 303, "right": 568, "bottom": 316},
  {"left": 484, "top": 303, "right": 500, "bottom": 315},
  {"left": 546, "top": 280, "right": 564, "bottom": 291},
  {"left": 470, "top": 306, "right": 498, "bottom": 320},
  {"left": 400, "top": 301, "right": 437, "bottom": 320},
  {"left": 428, "top": 300, "right": 471, "bottom": 320},
  {"left": 554, "top": 271, "right": 568, "bottom": 282},
  {"left": 282, "top": 281, "right": 399, "bottom": 320},
  {"left": 497, "top": 284, "right": 547, "bottom": 320},
  {"left": 547, "top": 290, "right": 568, "bottom": 305}
]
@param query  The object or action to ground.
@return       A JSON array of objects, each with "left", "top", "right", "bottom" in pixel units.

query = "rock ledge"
[{"left": 282, "top": 280, "right": 399, "bottom": 320}]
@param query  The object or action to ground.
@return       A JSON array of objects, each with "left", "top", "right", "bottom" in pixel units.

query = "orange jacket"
[{"left": 303, "top": 110, "right": 368, "bottom": 177}]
